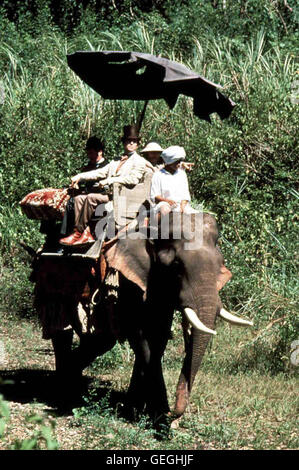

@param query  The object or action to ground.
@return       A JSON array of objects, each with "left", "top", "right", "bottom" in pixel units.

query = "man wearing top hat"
[{"left": 60, "top": 124, "right": 147, "bottom": 246}]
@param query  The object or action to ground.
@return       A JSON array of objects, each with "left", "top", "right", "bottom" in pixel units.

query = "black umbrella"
[{"left": 67, "top": 50, "right": 235, "bottom": 125}]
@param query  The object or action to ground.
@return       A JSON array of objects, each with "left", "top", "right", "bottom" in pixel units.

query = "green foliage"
[
  {"left": 73, "top": 388, "right": 114, "bottom": 420},
  {"left": 88, "top": 342, "right": 132, "bottom": 374},
  {"left": 12, "top": 413, "right": 58, "bottom": 450},
  {"left": 0, "top": 392, "right": 58, "bottom": 449},
  {"left": 0, "top": 1, "right": 298, "bottom": 374},
  {"left": 0, "top": 393, "right": 10, "bottom": 437},
  {"left": 0, "top": 255, "right": 36, "bottom": 319},
  {"left": 72, "top": 387, "right": 161, "bottom": 449}
]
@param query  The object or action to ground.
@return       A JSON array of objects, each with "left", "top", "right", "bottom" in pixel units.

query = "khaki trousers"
[{"left": 74, "top": 193, "right": 109, "bottom": 232}]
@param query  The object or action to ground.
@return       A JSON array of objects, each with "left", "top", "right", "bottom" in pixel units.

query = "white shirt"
[{"left": 150, "top": 168, "right": 191, "bottom": 203}]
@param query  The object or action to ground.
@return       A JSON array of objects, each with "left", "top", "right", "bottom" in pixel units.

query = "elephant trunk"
[{"left": 174, "top": 279, "right": 218, "bottom": 417}]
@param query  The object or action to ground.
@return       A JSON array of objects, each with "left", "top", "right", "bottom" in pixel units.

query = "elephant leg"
[
  {"left": 124, "top": 331, "right": 150, "bottom": 417},
  {"left": 141, "top": 354, "right": 172, "bottom": 438},
  {"left": 127, "top": 356, "right": 171, "bottom": 437},
  {"left": 70, "top": 332, "right": 117, "bottom": 372},
  {"left": 145, "top": 356, "right": 170, "bottom": 420},
  {"left": 126, "top": 333, "right": 170, "bottom": 425},
  {"left": 144, "top": 312, "right": 173, "bottom": 422},
  {"left": 51, "top": 328, "right": 74, "bottom": 376},
  {"left": 124, "top": 357, "right": 147, "bottom": 420},
  {"left": 51, "top": 328, "right": 80, "bottom": 409}
]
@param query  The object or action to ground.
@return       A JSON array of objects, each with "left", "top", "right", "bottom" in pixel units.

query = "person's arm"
[
  {"left": 150, "top": 172, "right": 161, "bottom": 202},
  {"left": 70, "top": 163, "right": 110, "bottom": 187},
  {"left": 155, "top": 195, "right": 177, "bottom": 206}
]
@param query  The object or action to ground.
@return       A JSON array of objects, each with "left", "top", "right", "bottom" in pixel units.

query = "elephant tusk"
[
  {"left": 219, "top": 308, "right": 253, "bottom": 327},
  {"left": 184, "top": 308, "right": 217, "bottom": 335}
]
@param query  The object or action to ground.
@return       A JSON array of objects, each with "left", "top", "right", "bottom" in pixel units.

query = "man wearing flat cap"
[
  {"left": 150, "top": 145, "right": 196, "bottom": 216},
  {"left": 60, "top": 125, "right": 147, "bottom": 246},
  {"left": 60, "top": 136, "right": 107, "bottom": 238}
]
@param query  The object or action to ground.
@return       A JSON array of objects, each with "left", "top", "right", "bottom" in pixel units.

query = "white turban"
[{"left": 161, "top": 146, "right": 186, "bottom": 165}]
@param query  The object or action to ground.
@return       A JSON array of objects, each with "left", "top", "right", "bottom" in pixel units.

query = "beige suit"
[
  {"left": 74, "top": 152, "right": 147, "bottom": 232},
  {"left": 77, "top": 151, "right": 147, "bottom": 187}
]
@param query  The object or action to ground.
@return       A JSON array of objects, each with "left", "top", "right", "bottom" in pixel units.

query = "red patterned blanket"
[{"left": 20, "top": 188, "right": 70, "bottom": 220}]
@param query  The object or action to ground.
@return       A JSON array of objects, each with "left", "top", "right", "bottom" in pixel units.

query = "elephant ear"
[
  {"left": 104, "top": 238, "right": 151, "bottom": 292},
  {"left": 216, "top": 264, "right": 232, "bottom": 291}
]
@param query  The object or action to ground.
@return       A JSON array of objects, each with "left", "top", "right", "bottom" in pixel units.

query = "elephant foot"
[
  {"left": 120, "top": 403, "right": 144, "bottom": 423},
  {"left": 122, "top": 391, "right": 146, "bottom": 422},
  {"left": 54, "top": 368, "right": 85, "bottom": 412},
  {"left": 152, "top": 413, "right": 172, "bottom": 441}
]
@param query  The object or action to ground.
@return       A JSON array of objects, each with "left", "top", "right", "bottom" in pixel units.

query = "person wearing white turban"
[{"left": 150, "top": 146, "right": 197, "bottom": 216}]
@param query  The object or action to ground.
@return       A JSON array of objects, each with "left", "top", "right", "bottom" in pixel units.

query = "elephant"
[
  {"left": 100, "top": 212, "right": 253, "bottom": 420},
  {"left": 29, "top": 211, "right": 253, "bottom": 425}
]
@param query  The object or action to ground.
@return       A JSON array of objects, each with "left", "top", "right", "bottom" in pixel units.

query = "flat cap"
[{"left": 161, "top": 146, "right": 186, "bottom": 165}]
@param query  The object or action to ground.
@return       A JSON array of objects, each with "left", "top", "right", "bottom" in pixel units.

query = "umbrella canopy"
[{"left": 67, "top": 50, "right": 235, "bottom": 123}]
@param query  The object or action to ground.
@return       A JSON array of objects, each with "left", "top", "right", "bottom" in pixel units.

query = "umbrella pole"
[{"left": 136, "top": 100, "right": 149, "bottom": 133}]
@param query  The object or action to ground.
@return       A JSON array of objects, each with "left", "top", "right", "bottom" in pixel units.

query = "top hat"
[{"left": 121, "top": 124, "right": 140, "bottom": 142}]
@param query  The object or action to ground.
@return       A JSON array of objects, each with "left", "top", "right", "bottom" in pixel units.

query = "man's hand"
[
  {"left": 180, "top": 200, "right": 188, "bottom": 213},
  {"left": 166, "top": 199, "right": 177, "bottom": 207},
  {"left": 181, "top": 162, "right": 195, "bottom": 172},
  {"left": 155, "top": 196, "right": 177, "bottom": 207},
  {"left": 70, "top": 175, "right": 81, "bottom": 189}
]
